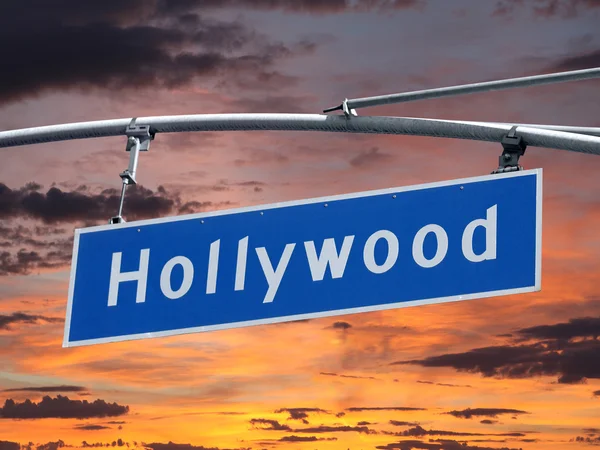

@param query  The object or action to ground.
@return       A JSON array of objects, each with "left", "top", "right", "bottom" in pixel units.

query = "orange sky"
[{"left": 1, "top": 1, "right": 600, "bottom": 450}]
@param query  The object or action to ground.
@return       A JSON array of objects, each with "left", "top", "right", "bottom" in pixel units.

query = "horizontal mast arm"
[{"left": 0, "top": 113, "right": 599, "bottom": 156}]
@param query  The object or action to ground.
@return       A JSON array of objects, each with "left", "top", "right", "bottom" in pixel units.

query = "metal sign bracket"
[
  {"left": 109, "top": 119, "right": 154, "bottom": 224},
  {"left": 492, "top": 126, "right": 528, "bottom": 174}
]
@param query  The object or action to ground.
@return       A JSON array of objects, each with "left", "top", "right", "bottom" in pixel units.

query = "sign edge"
[{"left": 63, "top": 229, "right": 81, "bottom": 348}]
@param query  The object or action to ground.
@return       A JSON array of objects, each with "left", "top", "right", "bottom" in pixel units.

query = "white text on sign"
[{"left": 107, "top": 205, "right": 497, "bottom": 306}]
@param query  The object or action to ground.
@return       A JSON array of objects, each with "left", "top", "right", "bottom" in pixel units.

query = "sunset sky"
[{"left": 1, "top": 1, "right": 600, "bottom": 450}]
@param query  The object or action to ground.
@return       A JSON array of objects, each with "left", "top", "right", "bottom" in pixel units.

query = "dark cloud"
[
  {"left": 394, "top": 426, "right": 482, "bottom": 437},
  {"left": 494, "top": 0, "right": 600, "bottom": 18},
  {"left": 346, "top": 407, "right": 426, "bottom": 412},
  {"left": 0, "top": 224, "right": 65, "bottom": 248},
  {"left": 572, "top": 435, "right": 600, "bottom": 444},
  {"left": 3, "top": 385, "right": 86, "bottom": 393},
  {"left": 445, "top": 408, "right": 529, "bottom": 419},
  {"left": 594, "top": 390, "right": 600, "bottom": 397},
  {"left": 33, "top": 441, "right": 71, "bottom": 450},
  {"left": 0, "top": 1, "right": 326, "bottom": 104},
  {"left": 0, "top": 182, "right": 183, "bottom": 223},
  {"left": 249, "top": 416, "right": 376, "bottom": 434},
  {"left": 376, "top": 439, "right": 524, "bottom": 450},
  {"left": 394, "top": 316, "right": 600, "bottom": 384},
  {"left": 1, "top": 1, "right": 144, "bottom": 25},
  {"left": 320, "top": 372, "right": 378, "bottom": 380},
  {"left": 0, "top": 182, "right": 226, "bottom": 274},
  {"left": 390, "top": 421, "right": 420, "bottom": 427},
  {"left": 140, "top": 443, "right": 225, "bottom": 450},
  {"left": 74, "top": 424, "right": 112, "bottom": 430},
  {"left": 396, "top": 341, "right": 597, "bottom": 383},
  {"left": 0, "top": 249, "right": 68, "bottom": 276},
  {"left": 416, "top": 381, "right": 472, "bottom": 388},
  {"left": 384, "top": 425, "right": 526, "bottom": 438},
  {"left": 294, "top": 424, "right": 377, "bottom": 434},
  {"left": 0, "top": 442, "right": 19, "bottom": 450},
  {"left": 549, "top": 49, "right": 600, "bottom": 72},
  {"left": 331, "top": 321, "right": 352, "bottom": 330},
  {"left": 349, "top": 147, "right": 393, "bottom": 168},
  {"left": 279, "top": 435, "right": 336, "bottom": 442},
  {"left": 480, "top": 420, "right": 498, "bottom": 425},
  {"left": 249, "top": 418, "right": 292, "bottom": 431},
  {"left": 517, "top": 317, "right": 600, "bottom": 341},
  {"left": 230, "top": 181, "right": 266, "bottom": 187},
  {"left": 196, "top": 0, "right": 422, "bottom": 14},
  {"left": 0, "top": 312, "right": 63, "bottom": 330},
  {"left": 0, "top": 221, "right": 74, "bottom": 275},
  {"left": 274, "top": 407, "right": 330, "bottom": 422},
  {"left": 80, "top": 441, "right": 127, "bottom": 448},
  {"left": 0, "top": 395, "right": 129, "bottom": 419}
]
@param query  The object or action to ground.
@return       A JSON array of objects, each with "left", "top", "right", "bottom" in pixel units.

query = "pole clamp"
[
  {"left": 493, "top": 126, "right": 527, "bottom": 174},
  {"left": 341, "top": 99, "right": 358, "bottom": 118},
  {"left": 125, "top": 118, "right": 154, "bottom": 152},
  {"left": 110, "top": 119, "right": 155, "bottom": 224},
  {"left": 119, "top": 119, "right": 154, "bottom": 185}
]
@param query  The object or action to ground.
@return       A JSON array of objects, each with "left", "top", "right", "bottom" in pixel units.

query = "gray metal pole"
[
  {"left": 0, "top": 114, "right": 599, "bottom": 156},
  {"left": 458, "top": 121, "right": 600, "bottom": 138},
  {"left": 323, "top": 67, "right": 600, "bottom": 113}
]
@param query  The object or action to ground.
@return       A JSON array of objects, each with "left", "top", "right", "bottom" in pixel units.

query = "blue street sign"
[{"left": 63, "top": 169, "right": 542, "bottom": 347}]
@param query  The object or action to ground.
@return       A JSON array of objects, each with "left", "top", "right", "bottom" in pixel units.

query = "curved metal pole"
[
  {"left": 456, "top": 120, "right": 600, "bottom": 138},
  {"left": 0, "top": 113, "right": 599, "bottom": 156}
]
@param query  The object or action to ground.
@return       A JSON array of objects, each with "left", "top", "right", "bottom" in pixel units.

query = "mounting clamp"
[
  {"left": 341, "top": 99, "right": 358, "bottom": 118},
  {"left": 109, "top": 119, "right": 155, "bottom": 224},
  {"left": 492, "top": 126, "right": 527, "bottom": 174}
]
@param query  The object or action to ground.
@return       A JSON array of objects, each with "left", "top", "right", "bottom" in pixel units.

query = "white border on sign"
[
  {"left": 62, "top": 228, "right": 80, "bottom": 348},
  {"left": 535, "top": 168, "right": 543, "bottom": 291},
  {"left": 63, "top": 169, "right": 543, "bottom": 348}
]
